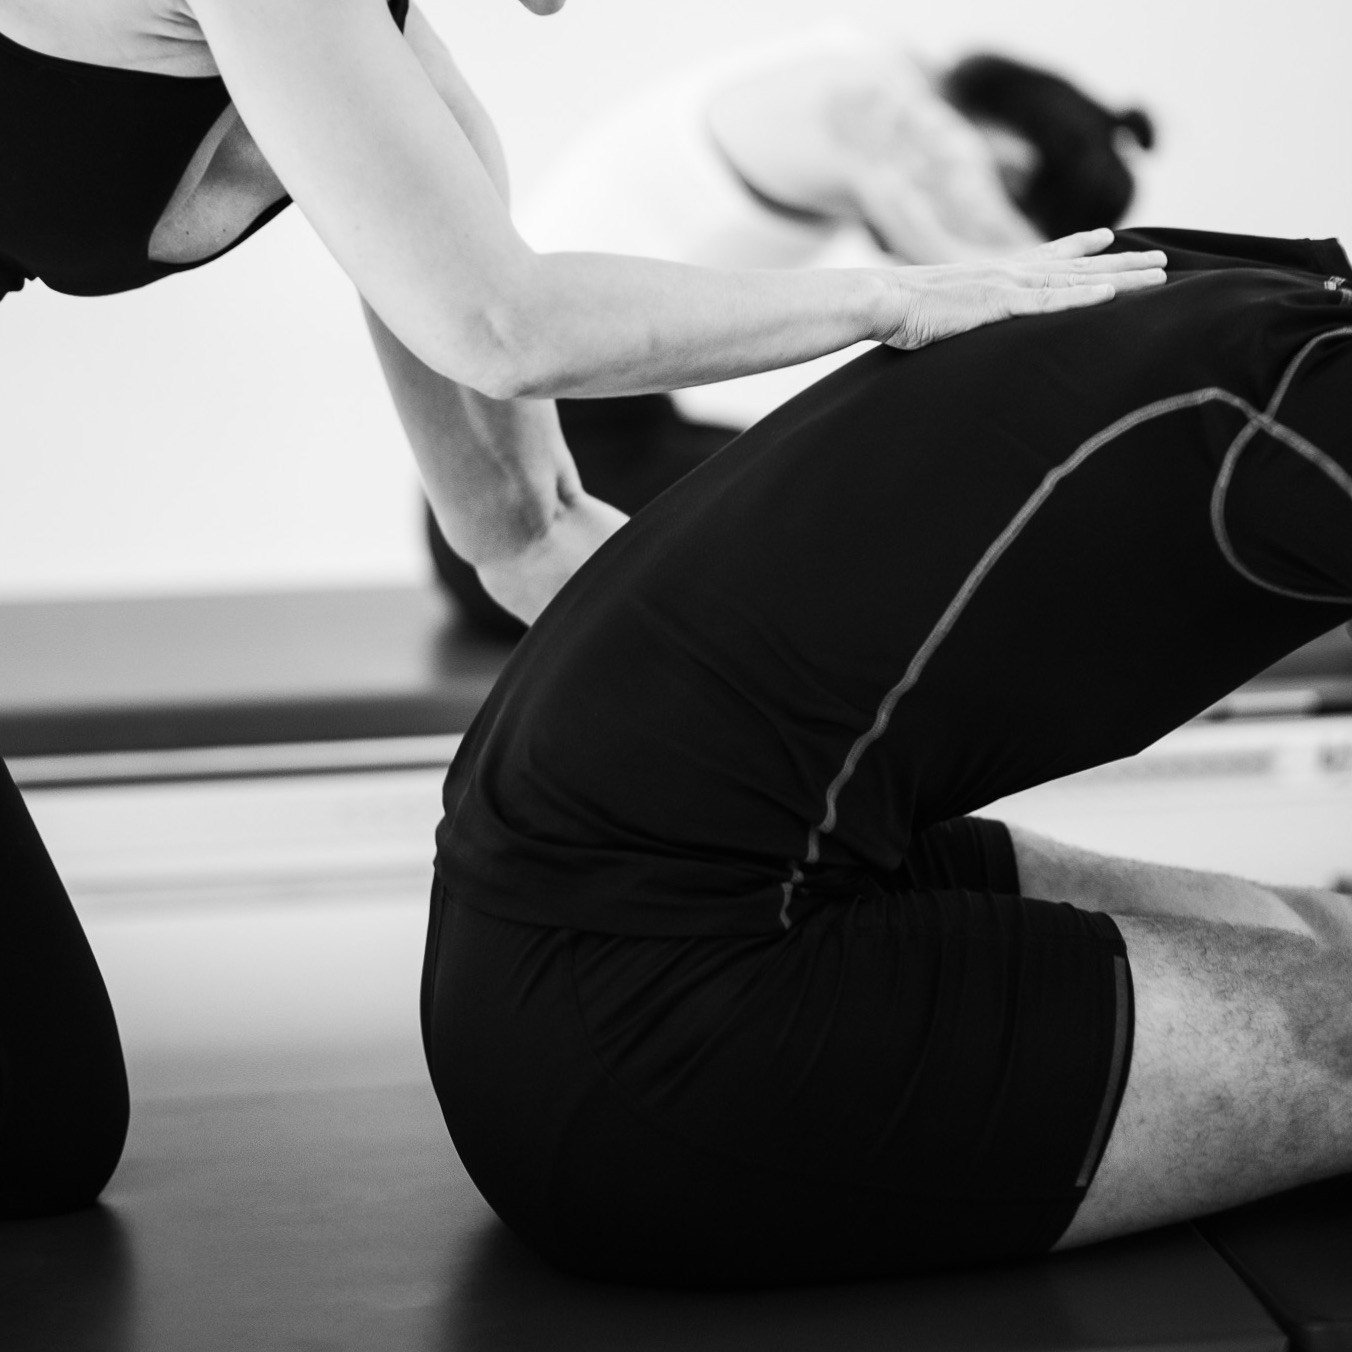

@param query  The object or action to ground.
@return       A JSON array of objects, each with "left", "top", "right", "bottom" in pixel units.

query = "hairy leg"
[
  {"left": 1058, "top": 912, "right": 1352, "bottom": 1245},
  {"left": 1007, "top": 823, "right": 1318, "bottom": 935},
  {"left": 1004, "top": 825, "right": 1352, "bottom": 1246}
]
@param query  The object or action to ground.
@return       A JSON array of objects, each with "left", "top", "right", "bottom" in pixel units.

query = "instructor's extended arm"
[
  {"left": 357, "top": 5, "right": 621, "bottom": 623},
  {"left": 188, "top": 0, "right": 1168, "bottom": 400}
]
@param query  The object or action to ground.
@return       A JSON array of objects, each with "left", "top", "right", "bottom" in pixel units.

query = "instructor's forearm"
[
  {"left": 487, "top": 253, "right": 889, "bottom": 400},
  {"left": 365, "top": 301, "right": 627, "bottom": 623},
  {"left": 363, "top": 300, "right": 573, "bottom": 566}
]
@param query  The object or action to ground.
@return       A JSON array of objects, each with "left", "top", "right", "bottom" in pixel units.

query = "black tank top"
[{"left": 0, "top": 0, "right": 409, "bottom": 300}]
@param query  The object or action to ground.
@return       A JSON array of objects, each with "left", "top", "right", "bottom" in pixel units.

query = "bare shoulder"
[{"left": 0, "top": 0, "right": 216, "bottom": 76}]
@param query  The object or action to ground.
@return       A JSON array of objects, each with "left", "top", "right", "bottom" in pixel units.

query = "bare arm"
[
  {"left": 184, "top": 0, "right": 1167, "bottom": 400},
  {"left": 362, "top": 298, "right": 624, "bottom": 623},
  {"left": 705, "top": 42, "right": 1040, "bottom": 266},
  {"left": 847, "top": 169, "right": 1025, "bottom": 266},
  {"left": 364, "top": 7, "right": 622, "bottom": 622},
  {"left": 825, "top": 65, "right": 1042, "bottom": 265}
]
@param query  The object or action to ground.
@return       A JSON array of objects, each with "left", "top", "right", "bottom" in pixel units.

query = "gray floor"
[{"left": 1, "top": 1082, "right": 1290, "bottom": 1352}]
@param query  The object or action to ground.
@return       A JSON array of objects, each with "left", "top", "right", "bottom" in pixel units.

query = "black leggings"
[{"left": 0, "top": 760, "right": 128, "bottom": 1218}]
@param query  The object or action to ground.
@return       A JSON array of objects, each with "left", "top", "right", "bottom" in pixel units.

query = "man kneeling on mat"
[{"left": 423, "top": 226, "right": 1352, "bottom": 1288}]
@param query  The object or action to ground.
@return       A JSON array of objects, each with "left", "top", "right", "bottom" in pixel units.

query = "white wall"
[{"left": 0, "top": 0, "right": 1348, "bottom": 600}]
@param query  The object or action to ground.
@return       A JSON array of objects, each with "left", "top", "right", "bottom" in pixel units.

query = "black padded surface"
[
  {"left": 0, "top": 1082, "right": 1286, "bottom": 1352},
  {"left": 1198, "top": 1174, "right": 1352, "bottom": 1352},
  {"left": 1, "top": 593, "right": 1346, "bottom": 762},
  {"left": 0, "top": 590, "right": 1346, "bottom": 760},
  {"left": 0, "top": 588, "right": 514, "bottom": 757}
]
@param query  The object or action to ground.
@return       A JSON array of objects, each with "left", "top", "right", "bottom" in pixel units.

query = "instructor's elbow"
[
  {"left": 414, "top": 322, "right": 520, "bottom": 401},
  {"left": 427, "top": 277, "right": 571, "bottom": 400},
  {"left": 474, "top": 326, "right": 574, "bottom": 402},
  {"left": 463, "top": 344, "right": 555, "bottom": 401}
]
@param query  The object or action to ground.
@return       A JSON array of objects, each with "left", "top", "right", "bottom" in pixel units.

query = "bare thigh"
[
  {"left": 1059, "top": 911, "right": 1352, "bottom": 1245},
  {"left": 1007, "top": 822, "right": 1331, "bottom": 935},
  {"left": 1004, "top": 825, "right": 1352, "bottom": 1246}
]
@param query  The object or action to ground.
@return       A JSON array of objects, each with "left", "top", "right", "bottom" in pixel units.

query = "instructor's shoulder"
[{"left": 0, "top": 0, "right": 214, "bottom": 75}]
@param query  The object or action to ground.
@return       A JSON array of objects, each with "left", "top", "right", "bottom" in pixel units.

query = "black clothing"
[
  {"left": 0, "top": 0, "right": 410, "bottom": 1219},
  {"left": 0, "top": 0, "right": 408, "bottom": 301},
  {"left": 0, "top": 762, "right": 128, "bottom": 1219},
  {"left": 427, "top": 228, "right": 1352, "bottom": 1285},
  {"left": 423, "top": 818, "right": 1132, "bottom": 1289},
  {"left": 436, "top": 229, "right": 1352, "bottom": 938}
]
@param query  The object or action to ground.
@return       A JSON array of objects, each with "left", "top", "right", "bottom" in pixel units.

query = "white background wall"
[{"left": 0, "top": 0, "right": 1349, "bottom": 601}]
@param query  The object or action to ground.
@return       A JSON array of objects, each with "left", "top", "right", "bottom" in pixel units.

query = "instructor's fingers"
[
  {"left": 1026, "top": 232, "right": 1170, "bottom": 279},
  {"left": 1030, "top": 228, "right": 1117, "bottom": 259},
  {"left": 1098, "top": 266, "right": 1168, "bottom": 293},
  {"left": 1029, "top": 266, "right": 1167, "bottom": 292},
  {"left": 1050, "top": 249, "right": 1169, "bottom": 274},
  {"left": 1006, "top": 282, "right": 1118, "bottom": 315},
  {"left": 883, "top": 249, "right": 1165, "bottom": 349},
  {"left": 1009, "top": 264, "right": 1167, "bottom": 312}
]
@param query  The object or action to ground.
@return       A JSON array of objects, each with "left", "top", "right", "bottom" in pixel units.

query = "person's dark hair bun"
[
  {"left": 1115, "top": 108, "right": 1155, "bottom": 151},
  {"left": 942, "top": 53, "right": 1156, "bottom": 239}
]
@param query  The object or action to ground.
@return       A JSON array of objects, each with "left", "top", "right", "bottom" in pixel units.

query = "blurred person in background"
[{"left": 430, "top": 25, "right": 1156, "bottom": 634}]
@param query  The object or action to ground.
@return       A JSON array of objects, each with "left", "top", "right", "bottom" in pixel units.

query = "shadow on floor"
[{"left": 0, "top": 1204, "right": 136, "bottom": 1352}]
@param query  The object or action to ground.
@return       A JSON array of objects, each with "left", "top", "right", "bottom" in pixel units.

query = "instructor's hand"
[
  {"left": 877, "top": 228, "right": 1167, "bottom": 351},
  {"left": 477, "top": 492, "right": 628, "bottom": 625}
]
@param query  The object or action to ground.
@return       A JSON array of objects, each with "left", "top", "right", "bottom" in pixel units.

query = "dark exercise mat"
[
  {"left": 1199, "top": 1173, "right": 1352, "bottom": 1352},
  {"left": 2, "top": 592, "right": 1344, "bottom": 761},
  {"left": 0, "top": 587, "right": 513, "bottom": 757},
  {"left": 0, "top": 1081, "right": 1285, "bottom": 1352}
]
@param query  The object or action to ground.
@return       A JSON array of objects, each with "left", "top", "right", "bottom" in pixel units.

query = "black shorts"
[{"left": 423, "top": 816, "right": 1132, "bottom": 1288}]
